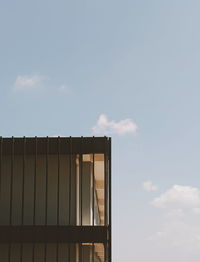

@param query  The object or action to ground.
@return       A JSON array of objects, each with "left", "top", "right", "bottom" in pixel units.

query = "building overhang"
[{"left": 0, "top": 137, "right": 110, "bottom": 155}]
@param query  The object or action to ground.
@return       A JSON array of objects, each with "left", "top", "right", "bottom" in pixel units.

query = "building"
[{"left": 0, "top": 136, "right": 111, "bottom": 262}]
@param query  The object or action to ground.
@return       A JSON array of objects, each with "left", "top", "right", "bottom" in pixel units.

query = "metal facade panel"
[{"left": 0, "top": 136, "right": 111, "bottom": 262}]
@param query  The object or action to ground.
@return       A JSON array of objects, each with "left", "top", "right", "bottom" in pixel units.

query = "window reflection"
[{"left": 80, "top": 154, "right": 105, "bottom": 226}]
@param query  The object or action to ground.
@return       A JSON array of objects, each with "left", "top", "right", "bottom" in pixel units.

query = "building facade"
[{"left": 0, "top": 137, "right": 111, "bottom": 262}]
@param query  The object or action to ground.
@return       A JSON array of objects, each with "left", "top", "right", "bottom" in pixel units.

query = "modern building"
[{"left": 0, "top": 136, "right": 111, "bottom": 262}]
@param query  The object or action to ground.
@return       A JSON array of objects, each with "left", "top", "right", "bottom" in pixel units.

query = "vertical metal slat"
[
  {"left": 32, "top": 243, "right": 35, "bottom": 262},
  {"left": 20, "top": 244, "right": 23, "bottom": 262},
  {"left": 56, "top": 243, "right": 59, "bottom": 262},
  {"left": 10, "top": 136, "right": 14, "bottom": 225},
  {"left": 69, "top": 137, "right": 72, "bottom": 225},
  {"left": 57, "top": 136, "right": 60, "bottom": 225},
  {"left": 104, "top": 137, "right": 107, "bottom": 227},
  {"left": 45, "top": 136, "right": 49, "bottom": 226},
  {"left": 92, "top": 137, "right": 95, "bottom": 226},
  {"left": 8, "top": 243, "right": 11, "bottom": 262},
  {"left": 44, "top": 244, "right": 47, "bottom": 262},
  {"left": 68, "top": 243, "right": 71, "bottom": 262},
  {"left": 21, "top": 136, "right": 26, "bottom": 225},
  {"left": 32, "top": 137, "right": 37, "bottom": 262},
  {"left": 33, "top": 137, "right": 37, "bottom": 226},
  {"left": 104, "top": 243, "right": 107, "bottom": 262},
  {"left": 20, "top": 137, "right": 26, "bottom": 262},
  {"left": 56, "top": 137, "right": 60, "bottom": 262},
  {"left": 92, "top": 243, "right": 95, "bottom": 262},
  {"left": 109, "top": 137, "right": 112, "bottom": 262},
  {"left": 0, "top": 137, "right": 2, "bottom": 199},
  {"left": 44, "top": 137, "right": 49, "bottom": 262},
  {"left": 79, "top": 244, "right": 82, "bottom": 262},
  {"left": 80, "top": 137, "right": 83, "bottom": 226}
]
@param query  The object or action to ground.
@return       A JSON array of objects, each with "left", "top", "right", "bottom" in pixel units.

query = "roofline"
[{"left": 0, "top": 136, "right": 111, "bottom": 155}]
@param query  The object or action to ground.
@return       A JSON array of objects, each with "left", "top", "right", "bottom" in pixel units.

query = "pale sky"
[{"left": 1, "top": 0, "right": 200, "bottom": 261}]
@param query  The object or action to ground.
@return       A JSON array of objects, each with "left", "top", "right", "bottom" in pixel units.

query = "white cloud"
[
  {"left": 13, "top": 74, "right": 71, "bottom": 94},
  {"left": 143, "top": 180, "right": 158, "bottom": 192},
  {"left": 147, "top": 185, "right": 200, "bottom": 255},
  {"left": 92, "top": 114, "right": 138, "bottom": 136},
  {"left": 151, "top": 185, "right": 200, "bottom": 210},
  {"left": 13, "top": 75, "right": 44, "bottom": 91},
  {"left": 144, "top": 185, "right": 200, "bottom": 260}
]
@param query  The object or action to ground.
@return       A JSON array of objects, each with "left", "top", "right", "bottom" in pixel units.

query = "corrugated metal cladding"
[
  {"left": 0, "top": 137, "right": 111, "bottom": 262},
  {"left": 0, "top": 243, "right": 105, "bottom": 262}
]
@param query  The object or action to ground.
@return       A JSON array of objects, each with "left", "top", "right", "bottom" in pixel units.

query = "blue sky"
[{"left": 1, "top": 0, "right": 200, "bottom": 261}]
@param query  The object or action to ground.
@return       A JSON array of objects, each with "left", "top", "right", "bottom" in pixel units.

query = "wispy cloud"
[
  {"left": 92, "top": 114, "right": 138, "bottom": 136},
  {"left": 13, "top": 74, "right": 71, "bottom": 94},
  {"left": 147, "top": 218, "right": 200, "bottom": 252},
  {"left": 59, "top": 85, "right": 71, "bottom": 94},
  {"left": 13, "top": 75, "right": 44, "bottom": 91},
  {"left": 143, "top": 180, "right": 158, "bottom": 192}
]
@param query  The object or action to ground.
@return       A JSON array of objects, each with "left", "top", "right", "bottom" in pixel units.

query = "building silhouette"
[{"left": 0, "top": 137, "right": 111, "bottom": 262}]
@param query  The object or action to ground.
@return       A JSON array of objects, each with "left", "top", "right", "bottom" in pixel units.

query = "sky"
[{"left": 1, "top": 0, "right": 200, "bottom": 261}]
